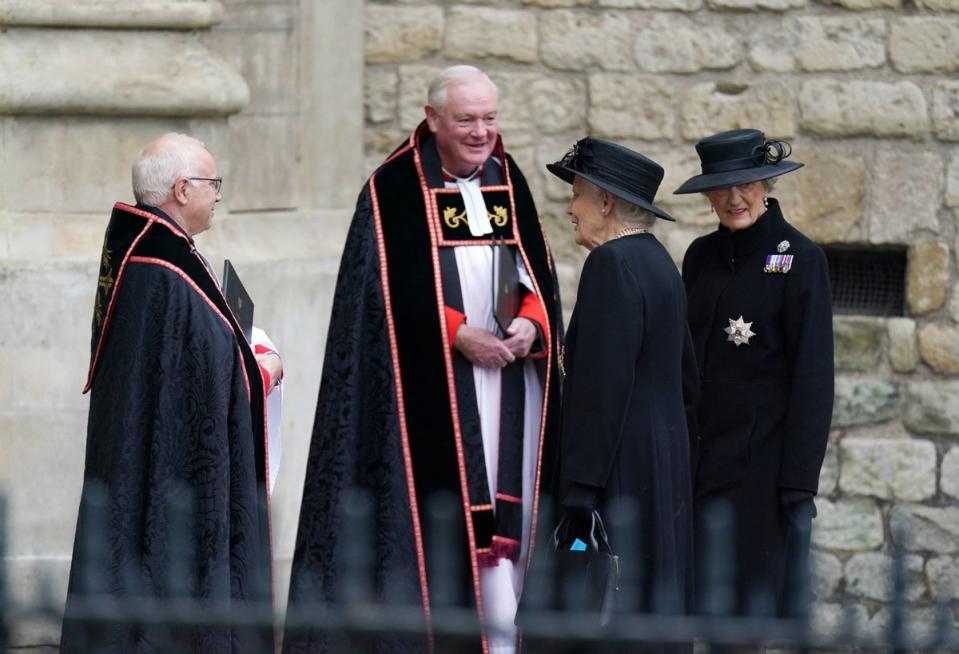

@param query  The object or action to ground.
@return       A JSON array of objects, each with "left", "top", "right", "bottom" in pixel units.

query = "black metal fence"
[{"left": 2, "top": 490, "right": 957, "bottom": 653}]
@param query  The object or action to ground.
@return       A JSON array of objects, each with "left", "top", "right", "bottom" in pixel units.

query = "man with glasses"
[{"left": 61, "top": 133, "right": 277, "bottom": 653}]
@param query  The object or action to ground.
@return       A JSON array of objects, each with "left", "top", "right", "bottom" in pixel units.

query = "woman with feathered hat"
[{"left": 675, "top": 129, "right": 834, "bottom": 620}]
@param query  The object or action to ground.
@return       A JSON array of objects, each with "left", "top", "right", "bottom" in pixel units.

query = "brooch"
[
  {"left": 777, "top": 240, "right": 791, "bottom": 253},
  {"left": 764, "top": 254, "right": 793, "bottom": 273},
  {"left": 725, "top": 316, "right": 756, "bottom": 347}
]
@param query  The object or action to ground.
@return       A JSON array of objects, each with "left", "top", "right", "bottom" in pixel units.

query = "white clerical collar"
[{"left": 443, "top": 166, "right": 492, "bottom": 237}]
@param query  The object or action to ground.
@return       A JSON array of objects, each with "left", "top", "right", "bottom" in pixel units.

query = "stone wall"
[{"left": 363, "top": 0, "right": 959, "bottom": 633}]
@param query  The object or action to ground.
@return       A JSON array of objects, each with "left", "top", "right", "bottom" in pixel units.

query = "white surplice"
[{"left": 448, "top": 175, "right": 543, "bottom": 654}]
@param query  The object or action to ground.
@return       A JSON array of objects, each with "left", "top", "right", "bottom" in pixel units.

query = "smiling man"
[{"left": 285, "top": 66, "right": 562, "bottom": 654}]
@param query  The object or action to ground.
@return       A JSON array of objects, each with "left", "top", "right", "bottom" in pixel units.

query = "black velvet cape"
[
  {"left": 284, "top": 124, "right": 562, "bottom": 654},
  {"left": 60, "top": 203, "right": 273, "bottom": 653}
]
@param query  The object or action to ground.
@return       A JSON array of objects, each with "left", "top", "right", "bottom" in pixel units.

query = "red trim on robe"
[
  {"left": 444, "top": 306, "right": 467, "bottom": 350},
  {"left": 517, "top": 289, "right": 548, "bottom": 360}
]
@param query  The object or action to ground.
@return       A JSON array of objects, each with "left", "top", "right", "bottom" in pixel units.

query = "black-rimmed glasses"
[{"left": 188, "top": 177, "right": 223, "bottom": 192}]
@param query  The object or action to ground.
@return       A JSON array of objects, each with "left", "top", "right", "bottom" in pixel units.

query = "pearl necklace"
[{"left": 614, "top": 226, "right": 647, "bottom": 240}]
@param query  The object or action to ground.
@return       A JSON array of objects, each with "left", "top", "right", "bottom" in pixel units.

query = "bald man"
[{"left": 61, "top": 133, "right": 274, "bottom": 653}]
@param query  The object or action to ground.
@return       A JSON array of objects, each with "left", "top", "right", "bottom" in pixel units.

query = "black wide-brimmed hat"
[
  {"left": 673, "top": 129, "right": 803, "bottom": 195},
  {"left": 546, "top": 137, "right": 674, "bottom": 221}
]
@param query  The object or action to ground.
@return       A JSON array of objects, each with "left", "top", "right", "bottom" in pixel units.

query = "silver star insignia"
[
  {"left": 777, "top": 240, "right": 791, "bottom": 253},
  {"left": 725, "top": 316, "right": 756, "bottom": 347}
]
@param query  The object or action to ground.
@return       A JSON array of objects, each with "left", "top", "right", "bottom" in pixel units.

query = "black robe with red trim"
[
  {"left": 284, "top": 124, "right": 562, "bottom": 654},
  {"left": 60, "top": 203, "right": 273, "bottom": 654}
]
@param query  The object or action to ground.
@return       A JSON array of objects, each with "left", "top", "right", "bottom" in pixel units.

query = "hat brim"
[
  {"left": 546, "top": 162, "right": 675, "bottom": 222},
  {"left": 673, "top": 160, "right": 803, "bottom": 195}
]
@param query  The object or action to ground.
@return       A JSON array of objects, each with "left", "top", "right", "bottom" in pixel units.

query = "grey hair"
[
  {"left": 132, "top": 133, "right": 208, "bottom": 206},
  {"left": 427, "top": 65, "right": 498, "bottom": 112},
  {"left": 613, "top": 197, "right": 657, "bottom": 228},
  {"left": 583, "top": 179, "right": 657, "bottom": 229}
]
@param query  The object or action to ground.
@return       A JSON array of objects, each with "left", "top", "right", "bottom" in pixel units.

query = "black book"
[
  {"left": 222, "top": 259, "right": 254, "bottom": 342},
  {"left": 492, "top": 242, "right": 520, "bottom": 336}
]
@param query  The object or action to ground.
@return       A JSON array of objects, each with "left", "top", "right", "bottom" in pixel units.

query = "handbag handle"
[{"left": 553, "top": 510, "right": 613, "bottom": 554}]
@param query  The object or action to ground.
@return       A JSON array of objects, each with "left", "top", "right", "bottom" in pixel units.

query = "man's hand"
[
  {"left": 454, "top": 324, "right": 515, "bottom": 368},
  {"left": 502, "top": 317, "right": 537, "bottom": 359},
  {"left": 256, "top": 351, "right": 283, "bottom": 389}
]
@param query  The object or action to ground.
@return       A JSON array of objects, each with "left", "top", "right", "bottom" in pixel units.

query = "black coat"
[
  {"left": 561, "top": 232, "right": 696, "bottom": 617},
  {"left": 682, "top": 199, "right": 834, "bottom": 615}
]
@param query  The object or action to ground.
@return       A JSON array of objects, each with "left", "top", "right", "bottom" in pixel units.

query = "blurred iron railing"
[{"left": 2, "top": 490, "right": 956, "bottom": 652}]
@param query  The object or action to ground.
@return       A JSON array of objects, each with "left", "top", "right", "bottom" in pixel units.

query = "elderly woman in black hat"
[
  {"left": 675, "top": 129, "right": 834, "bottom": 619},
  {"left": 546, "top": 137, "right": 699, "bottom": 622}
]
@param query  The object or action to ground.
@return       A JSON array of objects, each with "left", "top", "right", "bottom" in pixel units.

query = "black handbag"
[{"left": 552, "top": 510, "right": 620, "bottom": 626}]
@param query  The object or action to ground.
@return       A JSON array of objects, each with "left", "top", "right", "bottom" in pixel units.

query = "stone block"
[
  {"left": 364, "top": 127, "right": 407, "bottom": 175},
  {"left": 832, "top": 378, "right": 899, "bottom": 428},
  {"left": 397, "top": 64, "right": 442, "bottom": 132},
  {"left": 489, "top": 72, "right": 587, "bottom": 135},
  {"left": 838, "top": 437, "right": 937, "bottom": 501},
  {"left": 903, "top": 380, "right": 959, "bottom": 434},
  {"left": 444, "top": 7, "right": 537, "bottom": 64},
  {"left": 799, "top": 80, "right": 928, "bottom": 138},
  {"left": 204, "top": 25, "right": 297, "bottom": 114},
  {"left": 887, "top": 317, "right": 919, "bottom": 373},
  {"left": 794, "top": 16, "right": 886, "bottom": 72},
  {"left": 813, "top": 498, "right": 884, "bottom": 550},
  {"left": 680, "top": 81, "right": 796, "bottom": 140},
  {"left": 599, "top": 0, "right": 703, "bottom": 8},
  {"left": 0, "top": 412, "right": 88, "bottom": 556},
  {"left": 0, "top": 0, "right": 224, "bottom": 29},
  {"left": 926, "top": 555, "right": 959, "bottom": 601},
  {"left": 365, "top": 68, "right": 398, "bottom": 124},
  {"left": 540, "top": 10, "right": 633, "bottom": 71},
  {"left": 918, "top": 323, "right": 959, "bottom": 374},
  {"left": 523, "top": 0, "right": 594, "bottom": 5},
  {"left": 364, "top": 5, "right": 442, "bottom": 64},
  {"left": 912, "top": 0, "right": 959, "bottom": 8},
  {"left": 811, "top": 550, "right": 843, "bottom": 600},
  {"left": 933, "top": 82, "right": 959, "bottom": 141},
  {"left": 833, "top": 317, "right": 883, "bottom": 372},
  {"left": 820, "top": 0, "right": 900, "bottom": 8},
  {"left": 811, "top": 603, "right": 870, "bottom": 637},
  {"left": 845, "top": 552, "right": 926, "bottom": 601},
  {"left": 906, "top": 241, "right": 950, "bottom": 315},
  {"left": 1, "top": 263, "right": 102, "bottom": 412},
  {"left": 227, "top": 115, "right": 297, "bottom": 212},
  {"left": 947, "top": 152, "right": 959, "bottom": 208},
  {"left": 952, "top": 280, "right": 959, "bottom": 324},
  {"left": 588, "top": 74, "right": 676, "bottom": 140},
  {"left": 943, "top": 447, "right": 959, "bottom": 500},
  {"left": 868, "top": 152, "right": 942, "bottom": 244},
  {"left": 0, "top": 117, "right": 229, "bottom": 214},
  {"left": 819, "top": 442, "right": 839, "bottom": 495},
  {"left": 707, "top": 0, "right": 805, "bottom": 9},
  {"left": 786, "top": 147, "right": 865, "bottom": 242},
  {"left": 634, "top": 15, "right": 742, "bottom": 73},
  {"left": 5, "top": 556, "right": 71, "bottom": 647},
  {"left": 891, "top": 505, "right": 959, "bottom": 553},
  {"left": 0, "top": 29, "right": 248, "bottom": 116},
  {"left": 890, "top": 18, "right": 959, "bottom": 74}
]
